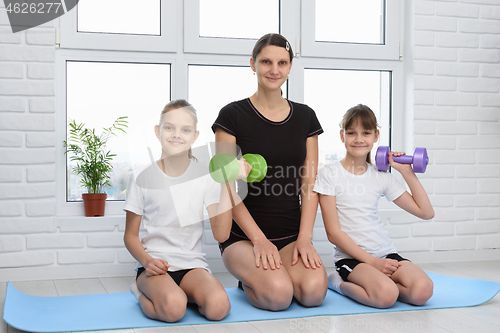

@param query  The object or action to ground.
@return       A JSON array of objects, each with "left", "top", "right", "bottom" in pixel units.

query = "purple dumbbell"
[{"left": 375, "top": 146, "right": 429, "bottom": 173}]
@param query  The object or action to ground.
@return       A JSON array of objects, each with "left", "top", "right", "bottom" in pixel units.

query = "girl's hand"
[
  {"left": 144, "top": 258, "right": 169, "bottom": 277},
  {"left": 292, "top": 237, "right": 322, "bottom": 269},
  {"left": 253, "top": 238, "right": 282, "bottom": 270},
  {"left": 236, "top": 158, "right": 252, "bottom": 180},
  {"left": 371, "top": 257, "right": 401, "bottom": 277},
  {"left": 388, "top": 151, "right": 414, "bottom": 175}
]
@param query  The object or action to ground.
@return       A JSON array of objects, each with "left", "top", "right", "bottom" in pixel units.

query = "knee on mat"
[
  {"left": 259, "top": 279, "right": 294, "bottom": 311},
  {"left": 203, "top": 292, "right": 231, "bottom": 321},
  {"left": 372, "top": 283, "right": 399, "bottom": 309},
  {"left": 297, "top": 275, "right": 328, "bottom": 307},
  {"left": 156, "top": 294, "right": 187, "bottom": 323},
  {"left": 409, "top": 278, "right": 434, "bottom": 306}
]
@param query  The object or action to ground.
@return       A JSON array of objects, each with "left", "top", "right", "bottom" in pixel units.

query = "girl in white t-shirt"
[
  {"left": 124, "top": 100, "right": 249, "bottom": 322},
  {"left": 314, "top": 104, "right": 435, "bottom": 309}
]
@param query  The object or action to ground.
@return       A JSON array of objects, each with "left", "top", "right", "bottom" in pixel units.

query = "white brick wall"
[
  {"left": 409, "top": 0, "right": 500, "bottom": 260},
  {"left": 1, "top": 2, "right": 499, "bottom": 282}
]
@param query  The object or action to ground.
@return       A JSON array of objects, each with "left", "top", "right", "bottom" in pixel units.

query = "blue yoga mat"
[{"left": 4, "top": 272, "right": 500, "bottom": 332}]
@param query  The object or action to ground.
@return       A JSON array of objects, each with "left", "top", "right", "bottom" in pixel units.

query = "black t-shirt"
[{"left": 212, "top": 98, "right": 323, "bottom": 239}]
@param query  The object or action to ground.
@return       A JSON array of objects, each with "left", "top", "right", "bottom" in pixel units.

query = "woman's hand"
[
  {"left": 292, "top": 237, "right": 322, "bottom": 269},
  {"left": 253, "top": 238, "right": 282, "bottom": 270},
  {"left": 371, "top": 257, "right": 401, "bottom": 277},
  {"left": 144, "top": 258, "right": 169, "bottom": 277}
]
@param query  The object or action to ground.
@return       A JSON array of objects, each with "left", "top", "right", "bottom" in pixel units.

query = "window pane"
[
  {"left": 199, "top": 0, "right": 279, "bottom": 39},
  {"left": 66, "top": 61, "right": 170, "bottom": 201},
  {"left": 304, "top": 69, "right": 391, "bottom": 167},
  {"left": 77, "top": 0, "right": 160, "bottom": 35},
  {"left": 188, "top": 65, "right": 287, "bottom": 145},
  {"left": 316, "top": 0, "right": 384, "bottom": 44}
]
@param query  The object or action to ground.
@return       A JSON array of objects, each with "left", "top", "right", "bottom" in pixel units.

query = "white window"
[
  {"left": 304, "top": 68, "right": 391, "bottom": 166},
  {"left": 60, "top": 0, "right": 177, "bottom": 52},
  {"left": 301, "top": 0, "right": 401, "bottom": 60},
  {"left": 57, "top": 0, "right": 404, "bottom": 216}
]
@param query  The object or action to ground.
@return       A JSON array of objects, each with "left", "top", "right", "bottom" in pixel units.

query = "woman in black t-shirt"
[{"left": 212, "top": 33, "right": 328, "bottom": 311}]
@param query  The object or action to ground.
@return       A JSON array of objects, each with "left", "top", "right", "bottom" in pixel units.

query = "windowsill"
[{"left": 55, "top": 214, "right": 126, "bottom": 232}]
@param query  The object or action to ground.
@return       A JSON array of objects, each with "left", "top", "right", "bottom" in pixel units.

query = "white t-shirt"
[
  {"left": 313, "top": 161, "right": 406, "bottom": 262},
  {"left": 124, "top": 160, "right": 220, "bottom": 272}
]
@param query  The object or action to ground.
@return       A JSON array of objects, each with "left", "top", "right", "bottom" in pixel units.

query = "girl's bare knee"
[
  {"left": 156, "top": 293, "right": 187, "bottom": 323},
  {"left": 372, "top": 282, "right": 399, "bottom": 309},
  {"left": 203, "top": 292, "right": 231, "bottom": 321},
  {"left": 410, "top": 278, "right": 434, "bottom": 306}
]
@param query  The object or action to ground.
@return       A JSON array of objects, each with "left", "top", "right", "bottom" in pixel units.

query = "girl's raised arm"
[
  {"left": 207, "top": 159, "right": 251, "bottom": 243},
  {"left": 389, "top": 152, "right": 435, "bottom": 220}
]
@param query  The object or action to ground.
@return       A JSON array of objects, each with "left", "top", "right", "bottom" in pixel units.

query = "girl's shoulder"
[
  {"left": 132, "top": 163, "right": 165, "bottom": 190},
  {"left": 318, "top": 161, "right": 343, "bottom": 178}
]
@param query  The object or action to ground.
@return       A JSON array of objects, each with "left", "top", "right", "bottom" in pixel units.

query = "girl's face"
[
  {"left": 155, "top": 107, "right": 199, "bottom": 157},
  {"left": 340, "top": 121, "right": 379, "bottom": 160},
  {"left": 250, "top": 45, "right": 292, "bottom": 92}
]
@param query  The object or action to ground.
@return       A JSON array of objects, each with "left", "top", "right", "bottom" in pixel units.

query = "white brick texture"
[{"left": 412, "top": 0, "right": 500, "bottom": 260}]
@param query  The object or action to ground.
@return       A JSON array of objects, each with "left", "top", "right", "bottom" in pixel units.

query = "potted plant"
[{"left": 63, "top": 116, "right": 128, "bottom": 217}]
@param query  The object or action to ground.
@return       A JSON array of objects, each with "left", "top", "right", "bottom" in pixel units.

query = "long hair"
[
  {"left": 159, "top": 99, "right": 198, "bottom": 161},
  {"left": 339, "top": 104, "right": 379, "bottom": 164}
]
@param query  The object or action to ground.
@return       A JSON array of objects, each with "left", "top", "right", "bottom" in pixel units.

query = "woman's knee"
[
  {"left": 254, "top": 278, "right": 294, "bottom": 311},
  {"left": 155, "top": 292, "right": 188, "bottom": 323},
  {"left": 295, "top": 272, "right": 328, "bottom": 307}
]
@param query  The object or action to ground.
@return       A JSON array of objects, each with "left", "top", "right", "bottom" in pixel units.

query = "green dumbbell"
[{"left": 209, "top": 153, "right": 267, "bottom": 183}]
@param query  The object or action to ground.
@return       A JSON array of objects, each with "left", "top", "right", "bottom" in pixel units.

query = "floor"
[{"left": 1, "top": 261, "right": 500, "bottom": 333}]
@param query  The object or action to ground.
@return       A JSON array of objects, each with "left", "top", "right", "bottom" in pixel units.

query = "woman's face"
[
  {"left": 251, "top": 45, "right": 292, "bottom": 92},
  {"left": 155, "top": 107, "right": 199, "bottom": 157}
]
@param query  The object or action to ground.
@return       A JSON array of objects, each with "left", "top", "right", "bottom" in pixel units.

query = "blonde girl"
[{"left": 124, "top": 99, "right": 249, "bottom": 322}]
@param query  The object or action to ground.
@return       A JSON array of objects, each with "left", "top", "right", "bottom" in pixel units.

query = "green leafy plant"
[{"left": 63, "top": 116, "right": 128, "bottom": 195}]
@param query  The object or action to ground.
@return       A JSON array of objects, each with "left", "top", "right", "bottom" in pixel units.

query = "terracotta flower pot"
[{"left": 82, "top": 193, "right": 107, "bottom": 217}]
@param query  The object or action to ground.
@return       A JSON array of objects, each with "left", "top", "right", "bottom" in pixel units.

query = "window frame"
[
  {"left": 55, "top": 49, "right": 175, "bottom": 216},
  {"left": 59, "top": 0, "right": 178, "bottom": 52},
  {"left": 300, "top": 0, "right": 401, "bottom": 61},
  {"left": 184, "top": 0, "right": 295, "bottom": 55}
]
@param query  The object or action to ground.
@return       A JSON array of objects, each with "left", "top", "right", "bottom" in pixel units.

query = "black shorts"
[
  {"left": 335, "top": 253, "right": 409, "bottom": 282},
  {"left": 219, "top": 231, "right": 298, "bottom": 255},
  {"left": 136, "top": 267, "right": 192, "bottom": 286}
]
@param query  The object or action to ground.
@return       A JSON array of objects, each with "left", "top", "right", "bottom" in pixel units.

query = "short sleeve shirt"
[{"left": 212, "top": 98, "right": 323, "bottom": 239}]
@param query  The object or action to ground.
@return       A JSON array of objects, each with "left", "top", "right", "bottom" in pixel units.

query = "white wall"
[{"left": 0, "top": 0, "right": 499, "bottom": 282}]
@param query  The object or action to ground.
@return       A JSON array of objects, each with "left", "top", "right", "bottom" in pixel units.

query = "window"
[
  {"left": 65, "top": 61, "right": 170, "bottom": 202},
  {"left": 57, "top": 0, "right": 404, "bottom": 216},
  {"left": 301, "top": 0, "right": 401, "bottom": 60},
  {"left": 315, "top": 0, "right": 384, "bottom": 44},
  {"left": 77, "top": 0, "right": 161, "bottom": 35},
  {"left": 60, "top": 0, "right": 177, "bottom": 52},
  {"left": 304, "top": 69, "right": 391, "bottom": 166},
  {"left": 184, "top": 0, "right": 281, "bottom": 55}
]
